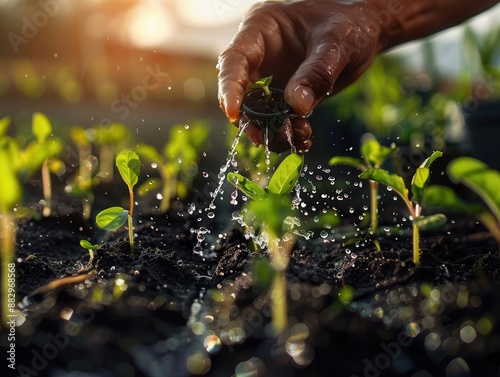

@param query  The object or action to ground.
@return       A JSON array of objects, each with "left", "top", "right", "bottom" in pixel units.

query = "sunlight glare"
[{"left": 127, "top": 0, "right": 176, "bottom": 48}]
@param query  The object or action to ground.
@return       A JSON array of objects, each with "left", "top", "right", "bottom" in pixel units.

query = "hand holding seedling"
[
  {"left": 96, "top": 150, "right": 141, "bottom": 252},
  {"left": 217, "top": 0, "right": 496, "bottom": 152}
]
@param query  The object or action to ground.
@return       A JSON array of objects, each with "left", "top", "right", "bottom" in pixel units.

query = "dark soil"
[{"left": 6, "top": 198, "right": 500, "bottom": 377}]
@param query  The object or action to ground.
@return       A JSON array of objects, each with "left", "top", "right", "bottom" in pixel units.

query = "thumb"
[{"left": 285, "top": 42, "right": 343, "bottom": 116}]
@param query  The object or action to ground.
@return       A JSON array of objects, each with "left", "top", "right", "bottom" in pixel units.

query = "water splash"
[
  {"left": 208, "top": 117, "right": 249, "bottom": 210},
  {"left": 283, "top": 118, "right": 296, "bottom": 153},
  {"left": 191, "top": 226, "right": 210, "bottom": 256}
]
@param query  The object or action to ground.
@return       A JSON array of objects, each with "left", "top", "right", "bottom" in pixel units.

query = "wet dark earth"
[{"left": 7, "top": 198, "right": 500, "bottom": 377}]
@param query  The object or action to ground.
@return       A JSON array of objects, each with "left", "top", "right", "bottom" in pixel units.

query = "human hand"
[{"left": 217, "top": 0, "right": 387, "bottom": 152}]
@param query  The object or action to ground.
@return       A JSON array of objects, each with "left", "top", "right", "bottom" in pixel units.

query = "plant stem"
[
  {"left": 369, "top": 180, "right": 378, "bottom": 231},
  {"left": 41, "top": 159, "right": 51, "bottom": 217},
  {"left": 271, "top": 270, "right": 287, "bottom": 334},
  {"left": 1, "top": 212, "right": 15, "bottom": 328},
  {"left": 412, "top": 220, "right": 420, "bottom": 265},
  {"left": 128, "top": 185, "right": 134, "bottom": 252}
]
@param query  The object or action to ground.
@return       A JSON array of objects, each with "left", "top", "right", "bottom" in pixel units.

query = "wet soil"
[{"left": 7, "top": 200, "right": 500, "bottom": 377}]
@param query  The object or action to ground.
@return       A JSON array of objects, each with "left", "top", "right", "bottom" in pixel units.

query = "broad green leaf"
[
  {"left": 0, "top": 116, "right": 11, "bottom": 136},
  {"left": 227, "top": 172, "right": 267, "bottom": 201},
  {"left": 447, "top": 157, "right": 500, "bottom": 222},
  {"left": 420, "top": 151, "right": 443, "bottom": 169},
  {"left": 414, "top": 214, "right": 447, "bottom": 231},
  {"left": 359, "top": 168, "right": 408, "bottom": 200},
  {"left": 245, "top": 194, "right": 293, "bottom": 236},
  {"left": 423, "top": 185, "right": 483, "bottom": 214},
  {"left": 116, "top": 150, "right": 141, "bottom": 188},
  {"left": 328, "top": 156, "right": 365, "bottom": 170},
  {"left": 361, "top": 139, "right": 396, "bottom": 168},
  {"left": 80, "top": 240, "right": 99, "bottom": 250},
  {"left": 96, "top": 206, "right": 129, "bottom": 230},
  {"left": 247, "top": 75, "right": 273, "bottom": 89},
  {"left": 268, "top": 153, "right": 303, "bottom": 195},
  {"left": 411, "top": 167, "right": 430, "bottom": 205},
  {"left": 136, "top": 143, "right": 163, "bottom": 165},
  {"left": 32, "top": 112, "right": 52, "bottom": 143}
]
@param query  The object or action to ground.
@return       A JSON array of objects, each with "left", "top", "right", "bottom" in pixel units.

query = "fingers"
[
  {"left": 285, "top": 40, "right": 345, "bottom": 117},
  {"left": 243, "top": 117, "right": 312, "bottom": 153}
]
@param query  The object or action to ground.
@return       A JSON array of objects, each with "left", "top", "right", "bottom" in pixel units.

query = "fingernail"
[{"left": 293, "top": 85, "right": 315, "bottom": 115}]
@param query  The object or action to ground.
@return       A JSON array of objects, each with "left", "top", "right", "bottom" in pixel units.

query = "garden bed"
[{"left": 12, "top": 197, "right": 500, "bottom": 377}]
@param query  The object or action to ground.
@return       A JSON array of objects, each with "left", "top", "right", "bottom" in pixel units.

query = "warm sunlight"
[{"left": 126, "top": 0, "right": 176, "bottom": 49}]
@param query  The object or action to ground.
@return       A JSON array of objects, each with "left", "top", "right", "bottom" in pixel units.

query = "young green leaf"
[
  {"left": 247, "top": 75, "right": 273, "bottom": 89},
  {"left": 116, "top": 150, "right": 141, "bottom": 188},
  {"left": 359, "top": 168, "right": 408, "bottom": 201},
  {"left": 411, "top": 167, "right": 430, "bottom": 205},
  {"left": 420, "top": 151, "right": 443, "bottom": 169},
  {"left": 414, "top": 214, "right": 447, "bottom": 231},
  {"left": 96, "top": 207, "right": 129, "bottom": 230},
  {"left": 32, "top": 112, "right": 52, "bottom": 143},
  {"left": 80, "top": 240, "right": 98, "bottom": 250},
  {"left": 361, "top": 139, "right": 397, "bottom": 168},
  {"left": 328, "top": 156, "right": 365, "bottom": 170},
  {"left": 227, "top": 172, "right": 267, "bottom": 201},
  {"left": 245, "top": 194, "right": 293, "bottom": 236},
  {"left": 423, "top": 185, "right": 483, "bottom": 214},
  {"left": 136, "top": 144, "right": 163, "bottom": 165},
  {"left": 268, "top": 153, "right": 304, "bottom": 196},
  {"left": 447, "top": 157, "right": 500, "bottom": 221}
]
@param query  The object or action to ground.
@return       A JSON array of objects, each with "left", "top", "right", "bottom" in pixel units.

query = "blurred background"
[{"left": 0, "top": 0, "right": 499, "bottom": 165}]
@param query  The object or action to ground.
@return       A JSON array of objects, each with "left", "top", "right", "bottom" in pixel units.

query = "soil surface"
[{"left": 6, "top": 195, "right": 500, "bottom": 377}]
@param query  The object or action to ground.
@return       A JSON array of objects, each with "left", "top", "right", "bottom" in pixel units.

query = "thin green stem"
[
  {"left": 271, "top": 270, "right": 287, "bottom": 335},
  {"left": 412, "top": 221, "right": 420, "bottom": 265},
  {"left": 41, "top": 159, "right": 51, "bottom": 217},
  {"left": 128, "top": 185, "right": 134, "bottom": 252}
]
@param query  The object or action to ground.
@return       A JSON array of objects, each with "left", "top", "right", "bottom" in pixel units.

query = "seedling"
[
  {"left": 80, "top": 240, "right": 98, "bottom": 264},
  {"left": 425, "top": 157, "right": 500, "bottom": 246},
  {"left": 136, "top": 122, "right": 209, "bottom": 212},
  {"left": 26, "top": 112, "right": 64, "bottom": 217},
  {"left": 247, "top": 75, "right": 273, "bottom": 99},
  {"left": 329, "top": 138, "right": 397, "bottom": 249},
  {"left": 67, "top": 126, "right": 99, "bottom": 220},
  {"left": 228, "top": 153, "right": 304, "bottom": 334},
  {"left": 359, "top": 151, "right": 446, "bottom": 265},
  {"left": 96, "top": 150, "right": 141, "bottom": 252}
]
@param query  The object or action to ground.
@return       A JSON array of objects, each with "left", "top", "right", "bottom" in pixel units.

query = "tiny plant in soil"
[
  {"left": 329, "top": 138, "right": 398, "bottom": 249},
  {"left": 228, "top": 153, "right": 304, "bottom": 334},
  {"left": 247, "top": 75, "right": 273, "bottom": 99},
  {"left": 136, "top": 122, "right": 209, "bottom": 212},
  {"left": 359, "top": 151, "right": 447, "bottom": 265},
  {"left": 424, "top": 157, "right": 500, "bottom": 247},
  {"left": 28, "top": 112, "right": 64, "bottom": 217},
  {"left": 96, "top": 150, "right": 141, "bottom": 253},
  {"left": 80, "top": 240, "right": 98, "bottom": 264}
]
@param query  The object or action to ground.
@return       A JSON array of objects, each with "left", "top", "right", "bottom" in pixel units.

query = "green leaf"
[
  {"left": 227, "top": 172, "right": 267, "bottom": 201},
  {"left": 136, "top": 144, "right": 163, "bottom": 165},
  {"left": 447, "top": 157, "right": 500, "bottom": 222},
  {"left": 423, "top": 185, "right": 483, "bottom": 214},
  {"left": 420, "top": 151, "right": 443, "bottom": 169},
  {"left": 0, "top": 138, "right": 21, "bottom": 212},
  {"left": 116, "top": 150, "right": 141, "bottom": 188},
  {"left": 411, "top": 167, "right": 430, "bottom": 205},
  {"left": 361, "top": 139, "right": 396, "bottom": 168},
  {"left": 0, "top": 116, "right": 11, "bottom": 137},
  {"left": 96, "top": 206, "right": 129, "bottom": 230},
  {"left": 32, "top": 112, "right": 53, "bottom": 143},
  {"left": 80, "top": 240, "right": 99, "bottom": 250},
  {"left": 328, "top": 156, "right": 365, "bottom": 170},
  {"left": 359, "top": 168, "right": 408, "bottom": 201},
  {"left": 268, "top": 153, "right": 304, "bottom": 195},
  {"left": 414, "top": 214, "right": 447, "bottom": 231},
  {"left": 247, "top": 75, "right": 273, "bottom": 89},
  {"left": 245, "top": 194, "right": 293, "bottom": 236}
]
